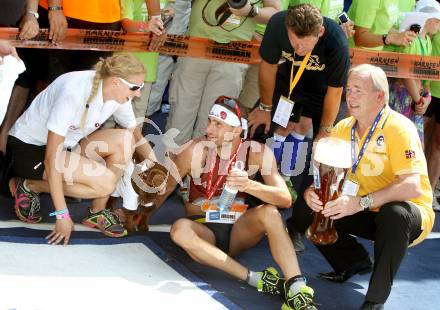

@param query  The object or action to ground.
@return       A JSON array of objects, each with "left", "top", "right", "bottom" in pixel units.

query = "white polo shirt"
[{"left": 9, "top": 70, "right": 137, "bottom": 149}]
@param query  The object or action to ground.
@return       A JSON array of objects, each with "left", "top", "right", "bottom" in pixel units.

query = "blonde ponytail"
[{"left": 80, "top": 60, "right": 104, "bottom": 130}]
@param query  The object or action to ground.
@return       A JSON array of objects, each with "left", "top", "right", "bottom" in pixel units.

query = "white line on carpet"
[{"left": 0, "top": 220, "right": 171, "bottom": 233}]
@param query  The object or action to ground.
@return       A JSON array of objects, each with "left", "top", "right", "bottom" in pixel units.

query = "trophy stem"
[{"left": 306, "top": 167, "right": 342, "bottom": 245}]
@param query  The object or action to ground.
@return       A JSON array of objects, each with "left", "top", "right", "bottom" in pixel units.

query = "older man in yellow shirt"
[{"left": 292, "top": 64, "right": 434, "bottom": 310}]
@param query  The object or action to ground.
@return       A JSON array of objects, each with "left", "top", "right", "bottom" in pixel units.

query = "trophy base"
[{"left": 305, "top": 228, "right": 338, "bottom": 246}]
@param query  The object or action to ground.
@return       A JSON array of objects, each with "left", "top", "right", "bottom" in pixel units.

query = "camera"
[
  {"left": 337, "top": 12, "right": 349, "bottom": 24},
  {"left": 214, "top": 0, "right": 248, "bottom": 26},
  {"left": 227, "top": 0, "right": 248, "bottom": 9},
  {"left": 409, "top": 24, "right": 421, "bottom": 33}
]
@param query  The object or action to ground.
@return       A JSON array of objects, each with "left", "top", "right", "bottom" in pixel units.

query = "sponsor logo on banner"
[{"left": 1, "top": 28, "right": 439, "bottom": 80}]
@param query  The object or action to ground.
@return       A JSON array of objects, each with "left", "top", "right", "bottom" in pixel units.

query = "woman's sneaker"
[
  {"left": 281, "top": 285, "right": 317, "bottom": 310},
  {"left": 256, "top": 267, "right": 284, "bottom": 296},
  {"left": 9, "top": 177, "right": 42, "bottom": 223},
  {"left": 82, "top": 208, "right": 128, "bottom": 237}
]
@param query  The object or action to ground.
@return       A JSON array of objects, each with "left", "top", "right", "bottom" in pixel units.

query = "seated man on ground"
[
  {"left": 153, "top": 96, "right": 317, "bottom": 310},
  {"left": 7, "top": 54, "right": 155, "bottom": 245}
]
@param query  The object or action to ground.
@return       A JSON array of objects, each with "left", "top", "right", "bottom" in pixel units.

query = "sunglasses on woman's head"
[{"left": 118, "top": 77, "right": 144, "bottom": 91}]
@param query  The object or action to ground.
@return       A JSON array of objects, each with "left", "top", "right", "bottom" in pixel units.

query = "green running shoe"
[
  {"left": 257, "top": 267, "right": 284, "bottom": 296},
  {"left": 281, "top": 285, "right": 317, "bottom": 310}
]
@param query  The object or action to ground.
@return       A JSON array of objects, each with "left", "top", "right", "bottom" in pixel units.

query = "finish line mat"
[{"left": 0, "top": 235, "right": 239, "bottom": 310}]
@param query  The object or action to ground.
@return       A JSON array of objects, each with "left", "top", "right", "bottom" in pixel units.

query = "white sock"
[
  {"left": 246, "top": 270, "right": 261, "bottom": 288},
  {"left": 288, "top": 276, "right": 306, "bottom": 295},
  {"left": 273, "top": 133, "right": 287, "bottom": 142},
  {"left": 289, "top": 131, "right": 305, "bottom": 141}
]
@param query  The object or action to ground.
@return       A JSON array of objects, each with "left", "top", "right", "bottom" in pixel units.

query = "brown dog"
[{"left": 108, "top": 161, "right": 168, "bottom": 233}]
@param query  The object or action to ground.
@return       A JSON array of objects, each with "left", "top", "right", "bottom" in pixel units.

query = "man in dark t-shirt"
[
  {"left": 247, "top": 4, "right": 350, "bottom": 254},
  {"left": 248, "top": 3, "right": 350, "bottom": 141}
]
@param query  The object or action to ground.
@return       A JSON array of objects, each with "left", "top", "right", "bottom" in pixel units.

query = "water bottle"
[{"left": 217, "top": 184, "right": 238, "bottom": 213}]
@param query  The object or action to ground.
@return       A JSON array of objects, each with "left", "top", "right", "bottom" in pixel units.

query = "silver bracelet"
[
  {"left": 258, "top": 105, "right": 272, "bottom": 112},
  {"left": 259, "top": 102, "right": 272, "bottom": 111}
]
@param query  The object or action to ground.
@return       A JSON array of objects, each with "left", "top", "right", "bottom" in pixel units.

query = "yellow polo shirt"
[{"left": 332, "top": 105, "right": 434, "bottom": 245}]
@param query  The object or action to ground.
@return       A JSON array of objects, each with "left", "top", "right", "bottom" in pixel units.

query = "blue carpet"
[{"left": 147, "top": 195, "right": 440, "bottom": 310}]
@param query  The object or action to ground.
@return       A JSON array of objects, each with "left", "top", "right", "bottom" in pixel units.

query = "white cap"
[
  {"left": 313, "top": 137, "right": 352, "bottom": 168},
  {"left": 209, "top": 103, "right": 248, "bottom": 135}
]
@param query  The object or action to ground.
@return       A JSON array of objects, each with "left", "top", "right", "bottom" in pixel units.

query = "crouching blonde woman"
[{"left": 7, "top": 54, "right": 154, "bottom": 245}]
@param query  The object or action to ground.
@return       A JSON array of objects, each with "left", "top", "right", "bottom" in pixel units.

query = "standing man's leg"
[
  {"left": 238, "top": 63, "right": 260, "bottom": 118},
  {"left": 147, "top": 0, "right": 191, "bottom": 116},
  {"left": 192, "top": 61, "right": 247, "bottom": 140},
  {"left": 132, "top": 83, "right": 153, "bottom": 124},
  {"left": 147, "top": 56, "right": 175, "bottom": 116},
  {"left": 166, "top": 57, "right": 211, "bottom": 145}
]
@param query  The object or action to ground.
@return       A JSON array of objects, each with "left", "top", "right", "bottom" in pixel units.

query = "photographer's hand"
[{"left": 229, "top": 1, "right": 252, "bottom": 17}]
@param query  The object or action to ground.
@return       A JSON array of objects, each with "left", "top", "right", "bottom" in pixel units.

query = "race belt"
[{"left": 201, "top": 201, "right": 248, "bottom": 224}]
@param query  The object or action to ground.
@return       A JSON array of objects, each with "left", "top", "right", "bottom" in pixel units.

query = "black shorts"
[
  {"left": 189, "top": 215, "right": 233, "bottom": 253},
  {"left": 424, "top": 95, "right": 440, "bottom": 124},
  {"left": 7, "top": 135, "right": 46, "bottom": 180}
]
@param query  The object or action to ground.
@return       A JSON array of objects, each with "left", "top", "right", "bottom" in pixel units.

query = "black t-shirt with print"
[{"left": 259, "top": 11, "right": 350, "bottom": 113}]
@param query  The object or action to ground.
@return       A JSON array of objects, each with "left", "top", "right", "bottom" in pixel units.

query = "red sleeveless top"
[{"left": 188, "top": 147, "right": 249, "bottom": 205}]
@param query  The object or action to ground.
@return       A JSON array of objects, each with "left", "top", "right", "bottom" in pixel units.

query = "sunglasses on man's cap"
[{"left": 215, "top": 96, "right": 242, "bottom": 120}]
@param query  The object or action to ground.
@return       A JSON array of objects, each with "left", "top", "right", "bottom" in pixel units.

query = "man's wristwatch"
[
  {"left": 27, "top": 11, "right": 39, "bottom": 19},
  {"left": 48, "top": 6, "right": 63, "bottom": 11},
  {"left": 359, "top": 194, "right": 373, "bottom": 212}
]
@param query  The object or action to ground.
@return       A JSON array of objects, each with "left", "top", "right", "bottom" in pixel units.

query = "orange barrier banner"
[
  {"left": 350, "top": 49, "right": 440, "bottom": 81},
  {"left": 1, "top": 28, "right": 439, "bottom": 80},
  {"left": 0, "top": 27, "right": 261, "bottom": 65}
]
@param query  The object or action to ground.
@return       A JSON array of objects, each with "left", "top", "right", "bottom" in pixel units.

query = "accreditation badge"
[
  {"left": 273, "top": 96, "right": 294, "bottom": 128},
  {"left": 342, "top": 177, "right": 359, "bottom": 196}
]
